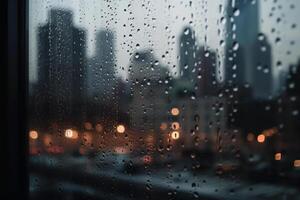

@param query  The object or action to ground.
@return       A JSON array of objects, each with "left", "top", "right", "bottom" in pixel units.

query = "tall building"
[
  {"left": 174, "top": 27, "right": 225, "bottom": 147},
  {"left": 196, "top": 47, "right": 218, "bottom": 96},
  {"left": 37, "top": 9, "right": 87, "bottom": 126},
  {"left": 225, "top": 0, "right": 259, "bottom": 86},
  {"left": 253, "top": 34, "right": 273, "bottom": 99},
  {"left": 178, "top": 26, "right": 218, "bottom": 97},
  {"left": 179, "top": 26, "right": 198, "bottom": 81},
  {"left": 88, "top": 30, "right": 116, "bottom": 104},
  {"left": 225, "top": 0, "right": 273, "bottom": 99},
  {"left": 280, "top": 60, "right": 300, "bottom": 155}
]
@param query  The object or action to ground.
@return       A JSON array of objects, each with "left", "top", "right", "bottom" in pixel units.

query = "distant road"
[{"left": 30, "top": 155, "right": 300, "bottom": 200}]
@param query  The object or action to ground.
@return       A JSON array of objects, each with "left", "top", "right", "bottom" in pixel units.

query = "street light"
[
  {"left": 171, "top": 122, "right": 180, "bottom": 130},
  {"left": 65, "top": 129, "right": 78, "bottom": 139},
  {"left": 117, "top": 124, "right": 125, "bottom": 133},
  {"left": 274, "top": 153, "right": 282, "bottom": 161},
  {"left": 171, "top": 131, "right": 180, "bottom": 140},
  {"left": 65, "top": 129, "right": 73, "bottom": 138},
  {"left": 171, "top": 107, "right": 180, "bottom": 116},
  {"left": 294, "top": 160, "right": 300, "bottom": 168},
  {"left": 29, "top": 130, "right": 38, "bottom": 140},
  {"left": 257, "top": 134, "right": 265, "bottom": 143}
]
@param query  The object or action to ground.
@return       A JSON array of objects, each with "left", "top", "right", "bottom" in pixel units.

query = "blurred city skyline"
[{"left": 29, "top": 0, "right": 300, "bottom": 93}]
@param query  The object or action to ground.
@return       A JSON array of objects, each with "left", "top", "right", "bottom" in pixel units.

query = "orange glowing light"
[
  {"left": 65, "top": 129, "right": 78, "bottom": 139},
  {"left": 274, "top": 153, "right": 282, "bottom": 161},
  {"left": 257, "top": 134, "right": 265, "bottom": 143},
  {"left": 171, "top": 131, "right": 180, "bottom": 140},
  {"left": 65, "top": 129, "right": 73, "bottom": 138},
  {"left": 171, "top": 107, "right": 180, "bottom": 116},
  {"left": 294, "top": 160, "right": 300, "bottom": 168},
  {"left": 171, "top": 122, "right": 180, "bottom": 130},
  {"left": 29, "top": 130, "right": 38, "bottom": 140},
  {"left": 116, "top": 124, "right": 125, "bottom": 133},
  {"left": 72, "top": 131, "right": 79, "bottom": 139}
]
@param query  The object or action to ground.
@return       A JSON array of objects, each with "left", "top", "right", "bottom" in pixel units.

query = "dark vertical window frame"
[{"left": 4, "top": 0, "right": 28, "bottom": 199}]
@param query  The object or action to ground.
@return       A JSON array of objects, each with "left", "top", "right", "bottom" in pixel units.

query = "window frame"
[{"left": 4, "top": 0, "right": 28, "bottom": 199}]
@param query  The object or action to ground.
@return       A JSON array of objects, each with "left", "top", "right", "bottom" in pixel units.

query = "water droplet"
[
  {"left": 184, "top": 28, "right": 190, "bottom": 35},
  {"left": 233, "top": 8, "right": 240, "bottom": 16},
  {"left": 232, "top": 41, "right": 239, "bottom": 51}
]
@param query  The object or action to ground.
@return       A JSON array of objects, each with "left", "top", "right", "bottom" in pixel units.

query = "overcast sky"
[{"left": 29, "top": 0, "right": 300, "bottom": 91}]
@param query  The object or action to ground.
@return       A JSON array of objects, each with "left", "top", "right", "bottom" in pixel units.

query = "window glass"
[{"left": 29, "top": 0, "right": 300, "bottom": 199}]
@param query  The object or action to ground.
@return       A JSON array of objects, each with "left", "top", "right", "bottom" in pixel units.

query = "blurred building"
[
  {"left": 179, "top": 26, "right": 219, "bottom": 97},
  {"left": 195, "top": 48, "right": 218, "bottom": 97},
  {"left": 252, "top": 34, "right": 273, "bottom": 99},
  {"left": 174, "top": 26, "right": 226, "bottom": 148},
  {"left": 88, "top": 30, "right": 116, "bottom": 104},
  {"left": 170, "top": 81, "right": 227, "bottom": 149},
  {"left": 280, "top": 60, "right": 300, "bottom": 155},
  {"left": 128, "top": 49, "right": 170, "bottom": 132},
  {"left": 179, "top": 26, "right": 198, "bottom": 82},
  {"left": 36, "top": 9, "right": 87, "bottom": 127},
  {"left": 225, "top": 0, "right": 258, "bottom": 84},
  {"left": 225, "top": 0, "right": 273, "bottom": 99}
]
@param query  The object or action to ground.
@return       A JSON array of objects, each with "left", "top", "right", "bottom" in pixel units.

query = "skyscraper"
[
  {"left": 225, "top": 0, "right": 273, "bottom": 99},
  {"left": 196, "top": 47, "right": 218, "bottom": 96},
  {"left": 178, "top": 26, "right": 218, "bottom": 97},
  {"left": 37, "top": 9, "right": 87, "bottom": 125},
  {"left": 253, "top": 34, "right": 273, "bottom": 99},
  {"left": 179, "top": 26, "right": 198, "bottom": 81},
  {"left": 225, "top": 0, "right": 259, "bottom": 86},
  {"left": 88, "top": 30, "right": 116, "bottom": 104}
]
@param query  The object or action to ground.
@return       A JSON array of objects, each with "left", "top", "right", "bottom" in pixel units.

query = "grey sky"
[{"left": 29, "top": 0, "right": 300, "bottom": 91}]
